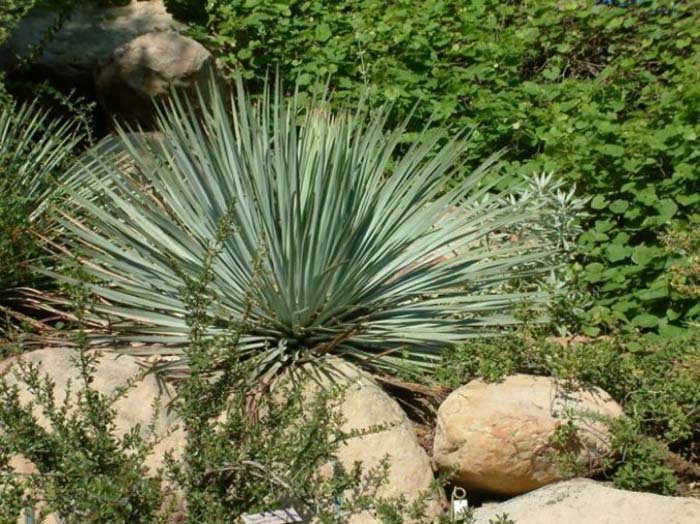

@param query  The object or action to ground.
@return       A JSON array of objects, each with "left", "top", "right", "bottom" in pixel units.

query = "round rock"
[
  {"left": 96, "top": 31, "right": 217, "bottom": 127},
  {"left": 0, "top": 1, "right": 183, "bottom": 79},
  {"left": 433, "top": 374, "right": 623, "bottom": 496},
  {"left": 296, "top": 359, "right": 445, "bottom": 524}
]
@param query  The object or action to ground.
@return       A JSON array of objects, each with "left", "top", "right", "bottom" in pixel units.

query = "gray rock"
[
  {"left": 0, "top": 1, "right": 183, "bottom": 79},
  {"left": 96, "top": 31, "right": 216, "bottom": 126},
  {"left": 472, "top": 478, "right": 700, "bottom": 524}
]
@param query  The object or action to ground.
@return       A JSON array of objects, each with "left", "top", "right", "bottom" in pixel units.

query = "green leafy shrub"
[
  {"left": 0, "top": 355, "right": 171, "bottom": 524},
  {"left": 172, "top": 358, "right": 436, "bottom": 524},
  {"left": 609, "top": 417, "right": 679, "bottom": 495},
  {"left": 167, "top": 0, "right": 700, "bottom": 335},
  {"left": 0, "top": 101, "right": 78, "bottom": 332},
  {"left": 54, "top": 77, "right": 553, "bottom": 383}
]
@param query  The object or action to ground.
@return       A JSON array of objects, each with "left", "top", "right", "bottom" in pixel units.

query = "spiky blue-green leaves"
[
  {"left": 57, "top": 78, "right": 554, "bottom": 381},
  {"left": 0, "top": 101, "right": 78, "bottom": 322}
]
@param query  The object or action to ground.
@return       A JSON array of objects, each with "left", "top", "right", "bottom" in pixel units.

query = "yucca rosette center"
[{"left": 55, "top": 78, "right": 553, "bottom": 381}]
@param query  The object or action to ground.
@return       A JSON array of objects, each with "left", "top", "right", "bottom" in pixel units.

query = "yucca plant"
[
  {"left": 0, "top": 100, "right": 78, "bottom": 330},
  {"left": 55, "top": 78, "right": 556, "bottom": 384}
]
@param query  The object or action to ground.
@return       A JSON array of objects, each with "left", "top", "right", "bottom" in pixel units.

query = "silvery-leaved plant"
[
  {"left": 0, "top": 101, "right": 79, "bottom": 325},
  {"left": 470, "top": 173, "right": 586, "bottom": 255},
  {"left": 515, "top": 172, "right": 587, "bottom": 255},
  {"left": 54, "top": 78, "right": 558, "bottom": 383}
]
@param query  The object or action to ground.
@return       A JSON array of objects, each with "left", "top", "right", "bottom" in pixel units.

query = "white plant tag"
[
  {"left": 241, "top": 507, "right": 303, "bottom": 524},
  {"left": 453, "top": 498, "right": 469, "bottom": 517}
]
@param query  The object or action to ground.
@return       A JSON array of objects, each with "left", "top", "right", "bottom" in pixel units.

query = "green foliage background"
[{"left": 166, "top": 0, "right": 700, "bottom": 335}]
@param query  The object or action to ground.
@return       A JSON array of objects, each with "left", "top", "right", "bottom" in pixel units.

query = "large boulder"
[
  {"left": 433, "top": 374, "right": 623, "bottom": 496},
  {"left": 472, "top": 478, "right": 700, "bottom": 524},
  {"left": 0, "top": 1, "right": 183, "bottom": 81},
  {"left": 96, "top": 30, "right": 218, "bottom": 126},
  {"left": 1, "top": 347, "right": 184, "bottom": 474},
  {"left": 298, "top": 360, "right": 444, "bottom": 524}
]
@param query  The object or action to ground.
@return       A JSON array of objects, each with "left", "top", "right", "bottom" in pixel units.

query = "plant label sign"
[{"left": 241, "top": 507, "right": 303, "bottom": 524}]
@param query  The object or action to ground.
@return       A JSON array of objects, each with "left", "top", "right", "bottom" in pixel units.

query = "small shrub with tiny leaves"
[{"left": 0, "top": 276, "right": 170, "bottom": 524}]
